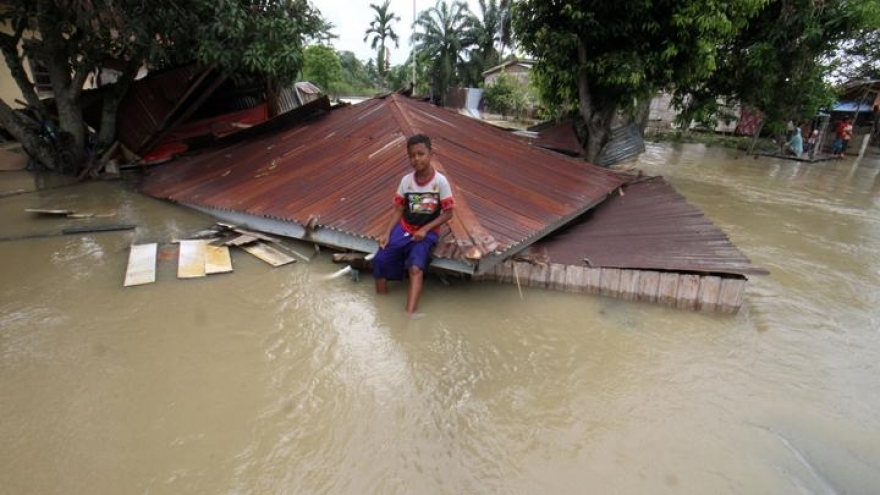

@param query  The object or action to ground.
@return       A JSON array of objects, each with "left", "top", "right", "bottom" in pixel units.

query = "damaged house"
[{"left": 138, "top": 92, "right": 767, "bottom": 313}]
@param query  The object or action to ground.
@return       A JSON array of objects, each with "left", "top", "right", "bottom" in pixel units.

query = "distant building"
[{"left": 481, "top": 59, "right": 535, "bottom": 87}]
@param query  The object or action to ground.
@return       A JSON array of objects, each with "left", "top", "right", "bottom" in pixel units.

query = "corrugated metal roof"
[
  {"left": 528, "top": 176, "right": 768, "bottom": 276},
  {"left": 597, "top": 123, "right": 646, "bottom": 167},
  {"left": 115, "top": 65, "right": 214, "bottom": 154},
  {"left": 139, "top": 94, "right": 629, "bottom": 273},
  {"left": 530, "top": 120, "right": 585, "bottom": 157}
]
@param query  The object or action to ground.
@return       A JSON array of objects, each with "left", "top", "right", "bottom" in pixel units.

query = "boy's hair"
[{"left": 407, "top": 134, "right": 432, "bottom": 150}]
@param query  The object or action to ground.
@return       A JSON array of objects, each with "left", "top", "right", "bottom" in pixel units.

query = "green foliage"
[
  {"left": 512, "top": 0, "right": 767, "bottom": 160},
  {"left": 301, "top": 45, "right": 343, "bottom": 95},
  {"left": 682, "top": 0, "right": 874, "bottom": 131},
  {"left": 458, "top": 0, "right": 512, "bottom": 87},
  {"left": 482, "top": 72, "right": 528, "bottom": 117},
  {"left": 0, "top": 0, "right": 328, "bottom": 172},
  {"left": 363, "top": 0, "right": 400, "bottom": 78},
  {"left": 828, "top": 3, "right": 880, "bottom": 82},
  {"left": 414, "top": 0, "right": 472, "bottom": 104},
  {"left": 192, "top": 0, "right": 326, "bottom": 85}
]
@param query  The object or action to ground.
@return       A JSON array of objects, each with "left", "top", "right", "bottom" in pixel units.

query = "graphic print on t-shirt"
[{"left": 404, "top": 192, "right": 440, "bottom": 227}]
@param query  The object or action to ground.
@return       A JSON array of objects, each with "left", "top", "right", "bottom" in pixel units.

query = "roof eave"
[{"left": 187, "top": 205, "right": 479, "bottom": 275}]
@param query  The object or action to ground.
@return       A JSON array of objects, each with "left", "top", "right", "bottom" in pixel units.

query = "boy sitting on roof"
[{"left": 373, "top": 134, "right": 455, "bottom": 315}]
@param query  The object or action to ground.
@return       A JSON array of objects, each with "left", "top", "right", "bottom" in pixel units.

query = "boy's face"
[{"left": 407, "top": 143, "right": 433, "bottom": 175}]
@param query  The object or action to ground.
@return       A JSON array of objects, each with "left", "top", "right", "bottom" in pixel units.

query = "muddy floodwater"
[{"left": 1, "top": 143, "right": 879, "bottom": 494}]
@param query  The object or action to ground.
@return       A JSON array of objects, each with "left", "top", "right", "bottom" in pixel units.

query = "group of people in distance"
[{"left": 785, "top": 117, "right": 853, "bottom": 159}]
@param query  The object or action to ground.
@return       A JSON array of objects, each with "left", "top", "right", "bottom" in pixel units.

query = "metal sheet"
[
  {"left": 531, "top": 176, "right": 768, "bottom": 276},
  {"left": 177, "top": 240, "right": 207, "bottom": 278},
  {"left": 124, "top": 243, "right": 157, "bottom": 287}
]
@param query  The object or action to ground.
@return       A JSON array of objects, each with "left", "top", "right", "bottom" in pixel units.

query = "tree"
[
  {"left": 337, "top": 50, "right": 373, "bottom": 95},
  {"left": 363, "top": 0, "right": 400, "bottom": 80},
  {"left": 482, "top": 72, "right": 528, "bottom": 118},
  {"left": 460, "top": 0, "right": 512, "bottom": 87},
  {"left": 301, "top": 44, "right": 343, "bottom": 96},
  {"left": 414, "top": 0, "right": 472, "bottom": 105},
  {"left": 0, "top": 0, "right": 326, "bottom": 174},
  {"left": 680, "top": 0, "right": 878, "bottom": 137},
  {"left": 513, "top": 0, "right": 765, "bottom": 163}
]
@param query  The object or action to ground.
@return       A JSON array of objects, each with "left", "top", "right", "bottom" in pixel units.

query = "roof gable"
[{"left": 140, "top": 94, "right": 628, "bottom": 273}]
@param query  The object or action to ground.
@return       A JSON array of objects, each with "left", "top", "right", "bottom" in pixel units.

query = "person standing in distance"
[{"left": 373, "top": 134, "right": 455, "bottom": 315}]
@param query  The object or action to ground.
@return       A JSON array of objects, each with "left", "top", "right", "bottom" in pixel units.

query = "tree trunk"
[
  {"left": 576, "top": 40, "right": 614, "bottom": 164},
  {"left": 0, "top": 99, "right": 60, "bottom": 170}
]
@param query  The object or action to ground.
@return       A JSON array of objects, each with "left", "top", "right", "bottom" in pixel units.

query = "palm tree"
[
  {"left": 363, "top": 0, "right": 400, "bottom": 78},
  {"left": 461, "top": 0, "right": 509, "bottom": 87},
  {"left": 414, "top": 0, "right": 472, "bottom": 105}
]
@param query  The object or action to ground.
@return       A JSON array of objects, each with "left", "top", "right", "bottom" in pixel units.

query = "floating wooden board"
[
  {"left": 178, "top": 240, "right": 207, "bottom": 278},
  {"left": 124, "top": 243, "right": 157, "bottom": 287},
  {"left": 205, "top": 245, "right": 233, "bottom": 274},
  {"left": 25, "top": 208, "right": 74, "bottom": 215},
  {"left": 241, "top": 241, "right": 296, "bottom": 267}
]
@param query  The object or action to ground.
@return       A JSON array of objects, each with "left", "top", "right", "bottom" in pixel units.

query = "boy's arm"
[{"left": 413, "top": 209, "right": 453, "bottom": 241}]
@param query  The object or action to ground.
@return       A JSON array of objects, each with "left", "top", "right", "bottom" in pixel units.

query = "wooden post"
[{"left": 858, "top": 133, "right": 871, "bottom": 159}]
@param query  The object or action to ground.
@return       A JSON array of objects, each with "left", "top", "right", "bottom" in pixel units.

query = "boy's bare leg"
[
  {"left": 405, "top": 267, "right": 424, "bottom": 314},
  {"left": 375, "top": 278, "right": 388, "bottom": 294}
]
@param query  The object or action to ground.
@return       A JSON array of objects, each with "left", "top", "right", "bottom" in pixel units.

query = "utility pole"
[{"left": 412, "top": 0, "right": 417, "bottom": 91}]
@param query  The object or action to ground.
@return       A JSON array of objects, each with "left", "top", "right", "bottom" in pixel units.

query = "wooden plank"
[
  {"left": 124, "top": 243, "right": 157, "bottom": 287},
  {"left": 675, "top": 274, "right": 701, "bottom": 310},
  {"left": 205, "top": 245, "right": 233, "bottom": 274},
  {"left": 636, "top": 270, "right": 660, "bottom": 303},
  {"left": 585, "top": 267, "right": 603, "bottom": 294},
  {"left": 25, "top": 208, "right": 74, "bottom": 215},
  {"left": 718, "top": 277, "right": 747, "bottom": 313},
  {"left": 697, "top": 276, "right": 722, "bottom": 312},
  {"left": 657, "top": 272, "right": 680, "bottom": 306},
  {"left": 216, "top": 223, "right": 280, "bottom": 243},
  {"left": 241, "top": 241, "right": 296, "bottom": 267},
  {"left": 565, "top": 265, "right": 588, "bottom": 292},
  {"left": 599, "top": 268, "right": 621, "bottom": 297},
  {"left": 549, "top": 264, "right": 567, "bottom": 291},
  {"left": 178, "top": 240, "right": 207, "bottom": 278},
  {"left": 527, "top": 263, "right": 549, "bottom": 288},
  {"left": 619, "top": 270, "right": 640, "bottom": 301}
]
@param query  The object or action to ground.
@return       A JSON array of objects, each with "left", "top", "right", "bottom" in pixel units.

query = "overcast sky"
[{"left": 311, "top": 0, "right": 482, "bottom": 65}]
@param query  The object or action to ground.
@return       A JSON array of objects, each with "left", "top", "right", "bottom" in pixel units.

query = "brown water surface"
[{"left": 1, "top": 143, "right": 879, "bottom": 494}]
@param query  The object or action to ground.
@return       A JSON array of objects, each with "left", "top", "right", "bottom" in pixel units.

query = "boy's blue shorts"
[{"left": 372, "top": 223, "right": 439, "bottom": 280}]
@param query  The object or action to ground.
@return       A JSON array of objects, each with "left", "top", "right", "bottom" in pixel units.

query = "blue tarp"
[{"left": 831, "top": 100, "right": 875, "bottom": 113}]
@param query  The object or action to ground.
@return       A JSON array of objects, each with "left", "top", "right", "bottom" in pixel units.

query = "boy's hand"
[
  {"left": 412, "top": 229, "right": 426, "bottom": 242},
  {"left": 378, "top": 234, "right": 389, "bottom": 249}
]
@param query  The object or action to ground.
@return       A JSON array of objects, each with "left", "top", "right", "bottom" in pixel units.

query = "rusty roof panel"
[
  {"left": 140, "top": 94, "right": 630, "bottom": 269},
  {"left": 115, "top": 65, "right": 211, "bottom": 153},
  {"left": 530, "top": 176, "right": 769, "bottom": 276}
]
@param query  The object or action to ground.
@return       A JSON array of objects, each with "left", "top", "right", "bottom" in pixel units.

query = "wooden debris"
[
  {"left": 124, "top": 243, "right": 158, "bottom": 287},
  {"left": 25, "top": 208, "right": 74, "bottom": 216},
  {"left": 241, "top": 241, "right": 296, "bottom": 267},
  {"left": 0, "top": 223, "right": 136, "bottom": 243},
  {"left": 178, "top": 240, "right": 207, "bottom": 278},
  {"left": 205, "top": 245, "right": 233, "bottom": 274},
  {"left": 66, "top": 212, "right": 116, "bottom": 219},
  {"left": 214, "top": 222, "right": 279, "bottom": 242}
]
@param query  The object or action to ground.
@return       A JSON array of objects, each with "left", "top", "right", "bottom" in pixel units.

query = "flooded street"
[{"left": 1, "top": 143, "right": 879, "bottom": 494}]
